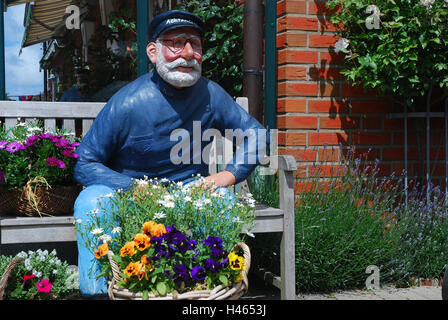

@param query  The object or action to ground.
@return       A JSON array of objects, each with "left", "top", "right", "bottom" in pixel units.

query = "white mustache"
[{"left": 164, "top": 57, "right": 201, "bottom": 73}]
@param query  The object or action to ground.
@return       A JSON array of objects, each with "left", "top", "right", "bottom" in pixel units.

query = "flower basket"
[
  {"left": 106, "top": 242, "right": 251, "bottom": 300},
  {"left": 0, "top": 257, "right": 24, "bottom": 300},
  {"left": 0, "top": 185, "right": 82, "bottom": 217}
]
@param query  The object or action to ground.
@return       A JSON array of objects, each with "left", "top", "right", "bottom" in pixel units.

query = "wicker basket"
[
  {"left": 0, "top": 257, "right": 24, "bottom": 300},
  {"left": 0, "top": 185, "right": 82, "bottom": 217},
  {"left": 107, "top": 242, "right": 251, "bottom": 300}
]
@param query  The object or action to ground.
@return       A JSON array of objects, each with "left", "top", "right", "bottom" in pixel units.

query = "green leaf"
[
  {"left": 156, "top": 282, "right": 167, "bottom": 296},
  {"left": 142, "top": 290, "right": 149, "bottom": 300},
  {"left": 219, "top": 274, "right": 229, "bottom": 285}
]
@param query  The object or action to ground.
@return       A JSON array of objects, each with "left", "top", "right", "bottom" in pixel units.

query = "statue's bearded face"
[{"left": 152, "top": 28, "right": 202, "bottom": 88}]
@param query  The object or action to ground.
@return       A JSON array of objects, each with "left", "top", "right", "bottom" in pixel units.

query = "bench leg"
[
  {"left": 279, "top": 159, "right": 296, "bottom": 300},
  {"left": 280, "top": 214, "right": 296, "bottom": 300}
]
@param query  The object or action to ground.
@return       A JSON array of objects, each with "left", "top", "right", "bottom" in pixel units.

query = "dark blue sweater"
[{"left": 74, "top": 71, "right": 268, "bottom": 190}]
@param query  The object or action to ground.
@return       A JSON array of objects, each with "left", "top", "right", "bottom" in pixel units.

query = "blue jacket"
[{"left": 74, "top": 71, "right": 269, "bottom": 191}]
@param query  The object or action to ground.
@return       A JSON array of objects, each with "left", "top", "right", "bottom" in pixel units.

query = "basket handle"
[{"left": 0, "top": 257, "right": 24, "bottom": 300}]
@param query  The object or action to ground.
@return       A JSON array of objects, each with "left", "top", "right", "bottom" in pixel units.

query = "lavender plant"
[
  {"left": 294, "top": 145, "right": 402, "bottom": 293},
  {"left": 382, "top": 182, "right": 448, "bottom": 286}
]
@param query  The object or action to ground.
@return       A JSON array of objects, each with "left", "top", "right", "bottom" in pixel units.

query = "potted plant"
[
  {"left": 76, "top": 176, "right": 256, "bottom": 300},
  {"left": 0, "top": 249, "right": 79, "bottom": 300},
  {"left": 0, "top": 119, "right": 82, "bottom": 216}
]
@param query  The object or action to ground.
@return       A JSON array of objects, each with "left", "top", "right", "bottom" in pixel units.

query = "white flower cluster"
[{"left": 16, "top": 249, "right": 62, "bottom": 278}]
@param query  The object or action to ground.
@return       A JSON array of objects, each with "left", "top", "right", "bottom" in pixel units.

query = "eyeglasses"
[{"left": 160, "top": 37, "right": 202, "bottom": 54}]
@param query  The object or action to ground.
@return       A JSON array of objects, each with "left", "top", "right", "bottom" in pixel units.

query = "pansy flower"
[
  {"left": 173, "top": 264, "right": 189, "bottom": 284},
  {"left": 120, "top": 241, "right": 136, "bottom": 257},
  {"left": 203, "top": 258, "right": 220, "bottom": 273},
  {"left": 133, "top": 233, "right": 151, "bottom": 251},
  {"left": 94, "top": 243, "right": 108, "bottom": 259},
  {"left": 191, "top": 266, "right": 206, "bottom": 282}
]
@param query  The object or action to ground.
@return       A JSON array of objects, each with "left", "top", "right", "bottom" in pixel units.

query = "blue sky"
[{"left": 5, "top": 4, "right": 43, "bottom": 99}]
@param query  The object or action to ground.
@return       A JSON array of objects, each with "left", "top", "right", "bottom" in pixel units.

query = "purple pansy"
[
  {"left": 173, "top": 264, "right": 189, "bottom": 284},
  {"left": 191, "top": 266, "right": 206, "bottom": 282}
]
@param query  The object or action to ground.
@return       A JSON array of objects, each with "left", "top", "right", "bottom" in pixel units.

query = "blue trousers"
[{"left": 74, "top": 183, "right": 235, "bottom": 297}]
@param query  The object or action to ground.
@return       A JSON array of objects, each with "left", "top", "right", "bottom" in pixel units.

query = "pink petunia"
[{"left": 36, "top": 279, "right": 52, "bottom": 293}]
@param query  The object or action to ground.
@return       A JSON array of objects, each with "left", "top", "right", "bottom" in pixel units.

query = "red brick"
[
  {"left": 309, "top": 131, "right": 348, "bottom": 145},
  {"left": 308, "top": 99, "right": 348, "bottom": 113},
  {"left": 320, "top": 18, "right": 342, "bottom": 32},
  {"left": 278, "top": 50, "right": 318, "bottom": 64},
  {"left": 383, "top": 118, "right": 404, "bottom": 130},
  {"left": 362, "top": 117, "right": 384, "bottom": 130},
  {"left": 278, "top": 16, "right": 319, "bottom": 32},
  {"left": 309, "top": 67, "right": 345, "bottom": 81},
  {"left": 350, "top": 100, "right": 391, "bottom": 114},
  {"left": 278, "top": 147, "right": 317, "bottom": 161},
  {"left": 320, "top": 51, "right": 346, "bottom": 65},
  {"left": 341, "top": 84, "right": 378, "bottom": 98},
  {"left": 383, "top": 148, "right": 419, "bottom": 161},
  {"left": 277, "top": 65, "right": 307, "bottom": 81},
  {"left": 319, "top": 83, "right": 340, "bottom": 97},
  {"left": 308, "top": 1, "right": 341, "bottom": 15},
  {"left": 278, "top": 82, "right": 318, "bottom": 97},
  {"left": 277, "top": 0, "right": 307, "bottom": 16},
  {"left": 278, "top": 132, "right": 307, "bottom": 146},
  {"left": 277, "top": 98, "right": 307, "bottom": 113},
  {"left": 351, "top": 132, "right": 390, "bottom": 145},
  {"left": 319, "top": 116, "right": 360, "bottom": 129},
  {"left": 277, "top": 115, "right": 318, "bottom": 129},
  {"left": 309, "top": 34, "right": 339, "bottom": 48},
  {"left": 276, "top": 33, "right": 307, "bottom": 48}
]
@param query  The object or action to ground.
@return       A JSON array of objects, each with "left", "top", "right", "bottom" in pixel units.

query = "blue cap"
[{"left": 148, "top": 10, "right": 205, "bottom": 42}]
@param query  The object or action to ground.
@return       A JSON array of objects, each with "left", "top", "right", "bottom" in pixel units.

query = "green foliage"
[
  {"left": 328, "top": 0, "right": 448, "bottom": 109},
  {"left": 0, "top": 250, "right": 79, "bottom": 300},
  {"left": 177, "top": 0, "right": 244, "bottom": 97}
]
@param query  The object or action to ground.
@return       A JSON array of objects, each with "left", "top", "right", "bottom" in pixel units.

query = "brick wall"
[{"left": 275, "top": 0, "right": 447, "bottom": 190}]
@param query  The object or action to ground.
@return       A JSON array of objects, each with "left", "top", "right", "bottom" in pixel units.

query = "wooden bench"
[{"left": 0, "top": 98, "right": 297, "bottom": 300}]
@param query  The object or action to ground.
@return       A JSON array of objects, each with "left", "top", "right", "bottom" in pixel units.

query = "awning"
[{"left": 7, "top": 0, "right": 81, "bottom": 50}]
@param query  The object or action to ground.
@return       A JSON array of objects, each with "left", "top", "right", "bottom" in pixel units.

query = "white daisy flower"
[
  {"left": 112, "top": 226, "right": 121, "bottom": 234},
  {"left": 91, "top": 228, "right": 104, "bottom": 235},
  {"left": 153, "top": 212, "right": 166, "bottom": 220}
]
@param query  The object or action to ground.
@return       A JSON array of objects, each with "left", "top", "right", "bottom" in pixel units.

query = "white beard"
[{"left": 155, "top": 41, "right": 202, "bottom": 88}]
